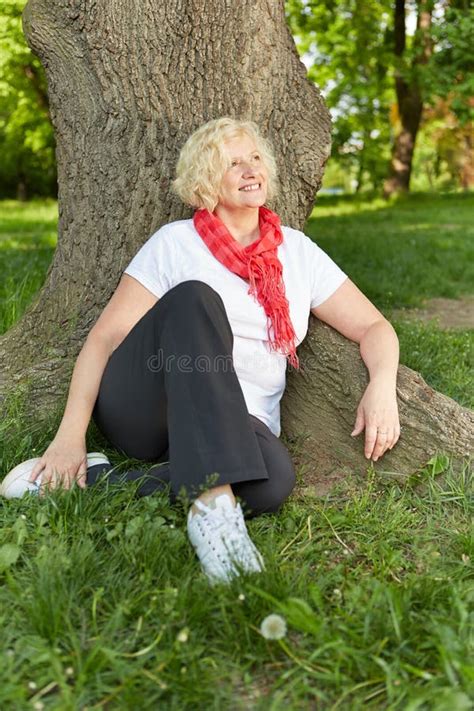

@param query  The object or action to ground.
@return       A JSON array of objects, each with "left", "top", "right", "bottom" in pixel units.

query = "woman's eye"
[{"left": 229, "top": 155, "right": 260, "bottom": 168}]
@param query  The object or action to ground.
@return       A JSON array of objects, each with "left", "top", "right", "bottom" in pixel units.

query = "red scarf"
[{"left": 193, "top": 206, "right": 300, "bottom": 369}]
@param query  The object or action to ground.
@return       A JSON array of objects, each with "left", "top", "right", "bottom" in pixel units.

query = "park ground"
[{"left": 0, "top": 192, "right": 473, "bottom": 710}]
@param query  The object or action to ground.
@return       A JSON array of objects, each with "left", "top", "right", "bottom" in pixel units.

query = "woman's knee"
[
  {"left": 158, "top": 280, "right": 223, "bottom": 311},
  {"left": 235, "top": 457, "right": 296, "bottom": 518},
  {"left": 263, "top": 461, "right": 296, "bottom": 513},
  {"left": 152, "top": 280, "right": 233, "bottom": 347}
]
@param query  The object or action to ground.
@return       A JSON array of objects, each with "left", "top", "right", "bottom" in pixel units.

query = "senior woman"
[{"left": 1, "top": 117, "right": 400, "bottom": 584}]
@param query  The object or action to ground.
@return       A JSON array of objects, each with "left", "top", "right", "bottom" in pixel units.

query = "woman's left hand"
[{"left": 351, "top": 379, "right": 400, "bottom": 461}]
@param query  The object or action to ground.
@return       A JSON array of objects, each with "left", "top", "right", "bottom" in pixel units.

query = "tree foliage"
[
  {"left": 286, "top": 0, "right": 472, "bottom": 191},
  {"left": 286, "top": 0, "right": 394, "bottom": 191},
  {"left": 422, "top": 1, "right": 474, "bottom": 126},
  {"left": 0, "top": 0, "right": 56, "bottom": 199}
]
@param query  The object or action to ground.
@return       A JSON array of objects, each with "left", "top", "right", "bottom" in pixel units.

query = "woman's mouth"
[{"left": 239, "top": 183, "right": 261, "bottom": 192}]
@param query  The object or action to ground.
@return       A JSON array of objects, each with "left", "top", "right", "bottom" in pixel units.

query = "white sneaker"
[
  {"left": 0, "top": 452, "right": 111, "bottom": 499},
  {"left": 187, "top": 493, "right": 265, "bottom": 584}
]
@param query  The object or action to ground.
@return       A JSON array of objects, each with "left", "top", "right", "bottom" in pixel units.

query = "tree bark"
[
  {"left": 1, "top": 0, "right": 471, "bottom": 485},
  {"left": 383, "top": 0, "right": 433, "bottom": 197}
]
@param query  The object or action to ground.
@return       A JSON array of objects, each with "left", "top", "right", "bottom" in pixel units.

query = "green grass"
[
  {"left": 0, "top": 194, "right": 473, "bottom": 709},
  {"left": 0, "top": 199, "right": 57, "bottom": 335},
  {"left": 393, "top": 321, "right": 473, "bottom": 410},
  {"left": 0, "top": 466, "right": 472, "bottom": 709},
  {"left": 308, "top": 191, "right": 474, "bottom": 310}
]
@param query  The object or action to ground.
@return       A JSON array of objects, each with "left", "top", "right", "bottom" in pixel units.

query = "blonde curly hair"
[{"left": 171, "top": 117, "right": 279, "bottom": 212}]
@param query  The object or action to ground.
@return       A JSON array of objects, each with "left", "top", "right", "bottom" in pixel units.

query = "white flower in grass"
[
  {"left": 259, "top": 614, "right": 287, "bottom": 640},
  {"left": 176, "top": 627, "right": 189, "bottom": 643}
]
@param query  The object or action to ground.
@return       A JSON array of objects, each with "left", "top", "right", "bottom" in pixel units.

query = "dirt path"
[{"left": 390, "top": 296, "right": 474, "bottom": 330}]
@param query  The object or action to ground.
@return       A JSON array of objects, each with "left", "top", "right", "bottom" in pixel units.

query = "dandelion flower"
[
  {"left": 176, "top": 627, "right": 189, "bottom": 643},
  {"left": 259, "top": 614, "right": 287, "bottom": 640}
]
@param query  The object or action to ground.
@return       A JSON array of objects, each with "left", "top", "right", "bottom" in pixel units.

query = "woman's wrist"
[
  {"left": 368, "top": 369, "right": 398, "bottom": 390},
  {"left": 54, "top": 423, "right": 87, "bottom": 444}
]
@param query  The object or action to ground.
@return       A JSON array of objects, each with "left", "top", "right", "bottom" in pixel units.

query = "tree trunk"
[
  {"left": 383, "top": 0, "right": 433, "bottom": 197},
  {"left": 1, "top": 0, "right": 331, "bottom": 419},
  {"left": 16, "top": 175, "right": 28, "bottom": 202},
  {"left": 460, "top": 131, "right": 473, "bottom": 190},
  {"left": 1, "top": 0, "right": 471, "bottom": 485}
]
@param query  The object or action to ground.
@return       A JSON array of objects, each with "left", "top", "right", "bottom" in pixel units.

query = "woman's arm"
[
  {"left": 311, "top": 278, "right": 400, "bottom": 461},
  {"left": 55, "top": 335, "right": 113, "bottom": 442},
  {"left": 351, "top": 319, "right": 400, "bottom": 460},
  {"left": 29, "top": 334, "right": 113, "bottom": 492},
  {"left": 30, "top": 275, "right": 158, "bottom": 491}
]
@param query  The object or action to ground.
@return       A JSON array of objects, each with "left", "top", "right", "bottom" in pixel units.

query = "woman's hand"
[
  {"left": 351, "top": 378, "right": 400, "bottom": 461},
  {"left": 28, "top": 436, "right": 88, "bottom": 494}
]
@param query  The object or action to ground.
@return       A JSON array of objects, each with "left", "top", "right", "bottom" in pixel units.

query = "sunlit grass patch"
[
  {"left": 308, "top": 192, "right": 474, "bottom": 310},
  {"left": 0, "top": 199, "right": 57, "bottom": 335}
]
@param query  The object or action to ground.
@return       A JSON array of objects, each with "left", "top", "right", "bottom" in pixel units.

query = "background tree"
[
  {"left": 0, "top": 0, "right": 56, "bottom": 199},
  {"left": 422, "top": 0, "right": 473, "bottom": 127},
  {"left": 287, "top": 0, "right": 472, "bottom": 195},
  {"left": 419, "top": 0, "right": 474, "bottom": 191},
  {"left": 1, "top": 0, "right": 472, "bottom": 490},
  {"left": 287, "top": 0, "right": 394, "bottom": 192},
  {"left": 413, "top": 98, "right": 473, "bottom": 190},
  {"left": 382, "top": 0, "right": 435, "bottom": 196}
]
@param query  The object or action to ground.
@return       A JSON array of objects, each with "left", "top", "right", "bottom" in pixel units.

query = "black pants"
[{"left": 91, "top": 280, "right": 296, "bottom": 517}]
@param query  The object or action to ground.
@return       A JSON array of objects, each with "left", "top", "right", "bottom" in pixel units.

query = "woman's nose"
[{"left": 242, "top": 161, "right": 256, "bottom": 175}]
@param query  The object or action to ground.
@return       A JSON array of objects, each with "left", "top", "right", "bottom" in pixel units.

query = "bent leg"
[
  {"left": 92, "top": 280, "right": 268, "bottom": 499},
  {"left": 88, "top": 414, "right": 296, "bottom": 517}
]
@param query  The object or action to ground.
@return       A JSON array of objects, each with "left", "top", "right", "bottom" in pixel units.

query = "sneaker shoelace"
[{"left": 193, "top": 503, "right": 260, "bottom": 567}]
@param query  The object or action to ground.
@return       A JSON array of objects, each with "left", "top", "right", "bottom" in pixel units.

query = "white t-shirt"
[{"left": 124, "top": 218, "right": 348, "bottom": 437}]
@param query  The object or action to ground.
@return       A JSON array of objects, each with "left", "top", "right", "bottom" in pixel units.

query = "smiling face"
[{"left": 216, "top": 133, "right": 269, "bottom": 212}]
